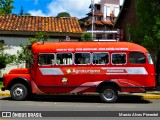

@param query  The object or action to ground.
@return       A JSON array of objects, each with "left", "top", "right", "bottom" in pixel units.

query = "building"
[
  {"left": 0, "top": 14, "right": 82, "bottom": 76},
  {"left": 80, "top": 0, "right": 124, "bottom": 41},
  {"left": 114, "top": 0, "right": 136, "bottom": 41}
]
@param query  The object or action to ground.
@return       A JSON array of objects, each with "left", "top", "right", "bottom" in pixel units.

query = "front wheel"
[
  {"left": 99, "top": 86, "right": 118, "bottom": 103},
  {"left": 10, "top": 83, "right": 29, "bottom": 101}
]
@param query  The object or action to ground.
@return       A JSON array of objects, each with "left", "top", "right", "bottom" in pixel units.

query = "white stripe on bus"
[{"left": 40, "top": 68, "right": 64, "bottom": 75}]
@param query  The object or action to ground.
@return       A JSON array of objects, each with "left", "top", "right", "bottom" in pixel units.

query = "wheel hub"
[
  {"left": 13, "top": 87, "right": 23, "bottom": 97},
  {"left": 104, "top": 89, "right": 114, "bottom": 100}
]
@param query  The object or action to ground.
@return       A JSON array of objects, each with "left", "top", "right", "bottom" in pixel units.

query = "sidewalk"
[{"left": 0, "top": 89, "right": 160, "bottom": 99}]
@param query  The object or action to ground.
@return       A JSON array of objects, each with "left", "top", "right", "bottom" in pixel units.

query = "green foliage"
[
  {"left": 0, "top": 53, "right": 16, "bottom": 69},
  {"left": 129, "top": 0, "right": 160, "bottom": 52},
  {"left": 81, "top": 32, "right": 93, "bottom": 41},
  {"left": 0, "top": 42, "right": 16, "bottom": 69},
  {"left": 0, "top": 42, "right": 3, "bottom": 50},
  {"left": 24, "top": 13, "right": 31, "bottom": 16},
  {"left": 0, "top": 54, "right": 6, "bottom": 69},
  {"left": 57, "top": 12, "right": 71, "bottom": 18},
  {"left": 16, "top": 45, "right": 32, "bottom": 64},
  {"left": 0, "top": 82, "right": 3, "bottom": 89},
  {"left": 29, "top": 32, "right": 49, "bottom": 44},
  {"left": 0, "top": 0, "right": 14, "bottom": 14}
]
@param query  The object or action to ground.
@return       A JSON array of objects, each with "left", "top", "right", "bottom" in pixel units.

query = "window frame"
[
  {"left": 56, "top": 52, "right": 73, "bottom": 66},
  {"left": 92, "top": 52, "right": 110, "bottom": 65},
  {"left": 38, "top": 53, "right": 55, "bottom": 66},
  {"left": 74, "top": 52, "right": 91, "bottom": 65},
  {"left": 111, "top": 52, "right": 127, "bottom": 65}
]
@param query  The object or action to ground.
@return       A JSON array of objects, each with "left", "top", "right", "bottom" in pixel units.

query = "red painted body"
[{"left": 3, "top": 42, "right": 156, "bottom": 94}]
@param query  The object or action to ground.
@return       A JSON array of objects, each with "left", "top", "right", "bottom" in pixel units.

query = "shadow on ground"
[{"left": 1, "top": 94, "right": 151, "bottom": 104}]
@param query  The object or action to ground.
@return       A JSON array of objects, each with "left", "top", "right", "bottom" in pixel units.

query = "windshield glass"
[{"left": 146, "top": 53, "right": 153, "bottom": 64}]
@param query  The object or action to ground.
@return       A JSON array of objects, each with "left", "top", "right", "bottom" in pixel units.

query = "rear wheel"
[
  {"left": 10, "top": 83, "right": 28, "bottom": 101},
  {"left": 99, "top": 86, "right": 118, "bottom": 103}
]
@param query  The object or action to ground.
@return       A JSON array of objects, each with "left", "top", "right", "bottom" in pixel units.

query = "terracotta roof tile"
[
  {"left": 85, "top": 20, "right": 113, "bottom": 26},
  {"left": 87, "top": 12, "right": 103, "bottom": 17},
  {"left": 0, "top": 14, "right": 82, "bottom": 34},
  {"left": 101, "top": 20, "right": 113, "bottom": 25}
]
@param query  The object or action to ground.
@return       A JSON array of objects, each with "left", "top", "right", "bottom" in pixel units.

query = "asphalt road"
[{"left": 0, "top": 94, "right": 160, "bottom": 120}]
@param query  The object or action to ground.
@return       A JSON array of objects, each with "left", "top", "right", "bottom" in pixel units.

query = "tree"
[
  {"left": 0, "top": 42, "right": 16, "bottom": 69},
  {"left": 81, "top": 32, "right": 93, "bottom": 41},
  {"left": 57, "top": 12, "right": 71, "bottom": 17},
  {"left": 19, "top": 6, "right": 31, "bottom": 16},
  {"left": 29, "top": 32, "right": 49, "bottom": 44},
  {"left": 19, "top": 6, "right": 24, "bottom": 15},
  {"left": 0, "top": 0, "right": 14, "bottom": 14}
]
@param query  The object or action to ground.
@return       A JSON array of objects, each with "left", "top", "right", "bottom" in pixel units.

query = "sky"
[{"left": 12, "top": 0, "right": 100, "bottom": 19}]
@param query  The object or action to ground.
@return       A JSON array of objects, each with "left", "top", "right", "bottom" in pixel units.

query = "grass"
[{"left": 0, "top": 82, "right": 3, "bottom": 89}]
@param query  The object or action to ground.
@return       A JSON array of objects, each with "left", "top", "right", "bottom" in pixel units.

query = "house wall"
[{"left": 0, "top": 36, "right": 62, "bottom": 46}]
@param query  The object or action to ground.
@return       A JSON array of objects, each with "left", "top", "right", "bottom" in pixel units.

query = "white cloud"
[
  {"left": 28, "top": 0, "right": 100, "bottom": 18},
  {"left": 28, "top": 10, "right": 46, "bottom": 16}
]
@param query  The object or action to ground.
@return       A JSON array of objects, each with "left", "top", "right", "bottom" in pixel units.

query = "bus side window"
[
  {"left": 38, "top": 54, "right": 55, "bottom": 66},
  {"left": 112, "top": 53, "right": 126, "bottom": 65},
  {"left": 129, "top": 52, "right": 146, "bottom": 64},
  {"left": 74, "top": 53, "right": 90, "bottom": 65},
  {"left": 56, "top": 53, "right": 72, "bottom": 65},
  {"left": 93, "top": 53, "right": 109, "bottom": 65}
]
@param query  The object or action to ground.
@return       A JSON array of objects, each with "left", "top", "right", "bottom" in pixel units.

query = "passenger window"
[
  {"left": 38, "top": 54, "right": 54, "bottom": 66},
  {"left": 56, "top": 53, "right": 72, "bottom": 65},
  {"left": 75, "top": 53, "right": 90, "bottom": 65},
  {"left": 93, "top": 53, "right": 109, "bottom": 65},
  {"left": 129, "top": 52, "right": 146, "bottom": 64},
  {"left": 112, "top": 53, "right": 126, "bottom": 64}
]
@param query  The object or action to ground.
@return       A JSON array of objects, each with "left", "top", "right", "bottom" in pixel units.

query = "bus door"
[
  {"left": 128, "top": 52, "right": 148, "bottom": 87},
  {"left": 34, "top": 53, "right": 56, "bottom": 92},
  {"left": 35, "top": 53, "right": 76, "bottom": 93}
]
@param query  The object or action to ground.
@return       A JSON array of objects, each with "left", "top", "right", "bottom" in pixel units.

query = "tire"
[
  {"left": 99, "top": 86, "right": 118, "bottom": 103},
  {"left": 10, "top": 83, "right": 28, "bottom": 101}
]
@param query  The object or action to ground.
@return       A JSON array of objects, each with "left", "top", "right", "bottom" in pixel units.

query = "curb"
[
  {"left": 136, "top": 94, "right": 160, "bottom": 99},
  {"left": 0, "top": 90, "right": 10, "bottom": 97}
]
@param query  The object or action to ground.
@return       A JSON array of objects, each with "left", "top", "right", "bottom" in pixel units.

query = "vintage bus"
[{"left": 2, "top": 42, "right": 156, "bottom": 103}]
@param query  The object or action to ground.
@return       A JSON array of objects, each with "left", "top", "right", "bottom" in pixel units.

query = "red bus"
[{"left": 2, "top": 42, "right": 156, "bottom": 103}]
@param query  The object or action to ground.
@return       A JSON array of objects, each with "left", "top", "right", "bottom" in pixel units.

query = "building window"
[
  {"left": 93, "top": 53, "right": 109, "bottom": 65},
  {"left": 96, "top": 34, "right": 103, "bottom": 40},
  {"left": 56, "top": 53, "right": 72, "bottom": 65},
  {"left": 74, "top": 53, "right": 90, "bottom": 65},
  {"left": 114, "top": 7, "right": 119, "bottom": 17},
  {"left": 38, "top": 54, "right": 55, "bottom": 66},
  {"left": 112, "top": 53, "right": 126, "bottom": 65},
  {"left": 129, "top": 52, "right": 146, "bottom": 64},
  {"left": 107, "top": 34, "right": 113, "bottom": 39},
  {"left": 107, "top": 6, "right": 110, "bottom": 16}
]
